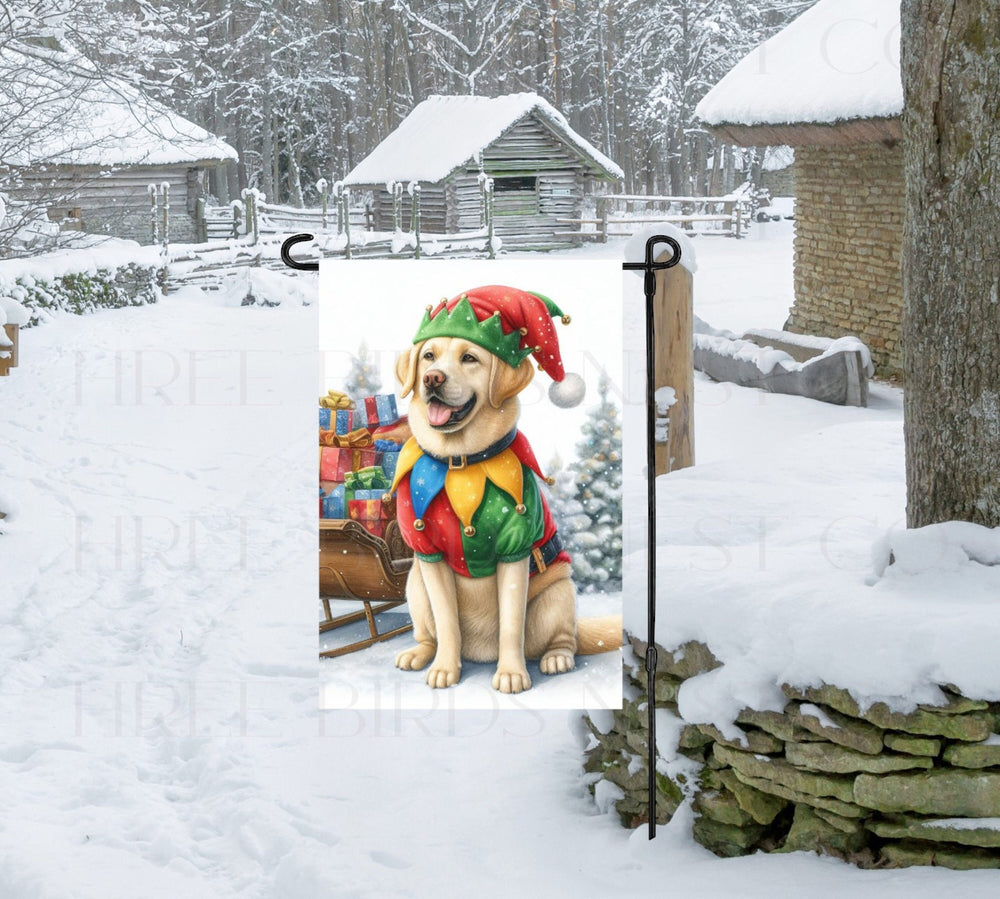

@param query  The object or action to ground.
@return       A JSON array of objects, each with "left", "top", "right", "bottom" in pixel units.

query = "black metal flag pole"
[
  {"left": 281, "top": 233, "right": 319, "bottom": 270},
  {"left": 623, "top": 235, "right": 681, "bottom": 840}
]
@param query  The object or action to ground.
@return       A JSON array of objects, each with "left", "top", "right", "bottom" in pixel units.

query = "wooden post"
[
  {"left": 485, "top": 179, "right": 495, "bottom": 259},
  {"left": 411, "top": 183, "right": 422, "bottom": 259},
  {"left": 318, "top": 178, "right": 329, "bottom": 232},
  {"left": 652, "top": 251, "right": 694, "bottom": 474},
  {"left": 0, "top": 324, "right": 18, "bottom": 376},
  {"left": 160, "top": 181, "right": 170, "bottom": 250},
  {"left": 598, "top": 196, "right": 609, "bottom": 243},
  {"left": 196, "top": 197, "right": 206, "bottom": 243},
  {"left": 149, "top": 184, "right": 158, "bottom": 245},
  {"left": 343, "top": 186, "right": 352, "bottom": 260}
]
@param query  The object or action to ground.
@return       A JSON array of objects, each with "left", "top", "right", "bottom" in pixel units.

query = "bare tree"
[{"left": 901, "top": 0, "right": 1000, "bottom": 528}]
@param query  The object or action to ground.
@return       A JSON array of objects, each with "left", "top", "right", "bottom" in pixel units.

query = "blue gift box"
[
  {"left": 375, "top": 394, "right": 398, "bottom": 425},
  {"left": 380, "top": 451, "right": 400, "bottom": 482},
  {"left": 321, "top": 485, "right": 346, "bottom": 519},
  {"left": 352, "top": 489, "right": 385, "bottom": 501},
  {"left": 335, "top": 409, "right": 354, "bottom": 435},
  {"left": 319, "top": 407, "right": 331, "bottom": 429}
]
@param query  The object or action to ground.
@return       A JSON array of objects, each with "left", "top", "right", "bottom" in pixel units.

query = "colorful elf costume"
[{"left": 390, "top": 286, "right": 581, "bottom": 579}]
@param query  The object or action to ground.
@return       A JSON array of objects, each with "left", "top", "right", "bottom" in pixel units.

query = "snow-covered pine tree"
[
  {"left": 558, "top": 374, "right": 623, "bottom": 593},
  {"left": 343, "top": 341, "right": 382, "bottom": 404}
]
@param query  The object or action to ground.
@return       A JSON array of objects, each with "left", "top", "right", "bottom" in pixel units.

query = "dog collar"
[{"left": 421, "top": 427, "right": 518, "bottom": 470}]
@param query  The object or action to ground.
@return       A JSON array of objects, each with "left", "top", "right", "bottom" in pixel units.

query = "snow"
[
  {"left": 1, "top": 38, "right": 236, "bottom": 167},
  {"left": 696, "top": 0, "right": 902, "bottom": 127},
  {"left": 2, "top": 224, "right": 998, "bottom": 893},
  {"left": 872, "top": 521, "right": 1000, "bottom": 578},
  {"left": 624, "top": 223, "right": 698, "bottom": 275},
  {"left": 621, "top": 227, "right": 1000, "bottom": 725},
  {"left": 343, "top": 93, "right": 623, "bottom": 185},
  {"left": 0, "top": 240, "right": 162, "bottom": 288},
  {"left": 693, "top": 331, "right": 875, "bottom": 378}
]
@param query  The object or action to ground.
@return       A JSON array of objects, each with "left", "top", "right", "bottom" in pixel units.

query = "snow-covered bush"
[{"left": 0, "top": 263, "right": 157, "bottom": 326}]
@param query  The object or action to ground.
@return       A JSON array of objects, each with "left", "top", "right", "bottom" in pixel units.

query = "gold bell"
[
  {"left": 381, "top": 493, "right": 393, "bottom": 504},
  {"left": 515, "top": 503, "right": 526, "bottom": 515},
  {"left": 463, "top": 525, "right": 476, "bottom": 537},
  {"left": 413, "top": 518, "right": 425, "bottom": 531},
  {"left": 545, "top": 476, "right": 556, "bottom": 486},
  {"left": 561, "top": 315, "right": 571, "bottom": 325}
]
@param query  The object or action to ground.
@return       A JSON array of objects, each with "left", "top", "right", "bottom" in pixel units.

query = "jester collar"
[{"left": 390, "top": 428, "right": 546, "bottom": 528}]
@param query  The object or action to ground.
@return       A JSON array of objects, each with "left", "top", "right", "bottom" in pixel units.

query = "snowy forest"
[{"left": 3, "top": 0, "right": 815, "bottom": 204}]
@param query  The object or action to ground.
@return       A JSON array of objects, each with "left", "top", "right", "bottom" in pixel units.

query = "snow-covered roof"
[
  {"left": 696, "top": 0, "right": 902, "bottom": 134},
  {"left": 344, "top": 93, "right": 623, "bottom": 185},
  {"left": 0, "top": 38, "right": 237, "bottom": 168}
]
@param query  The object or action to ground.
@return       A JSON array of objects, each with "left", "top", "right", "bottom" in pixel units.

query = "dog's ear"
[
  {"left": 395, "top": 343, "right": 422, "bottom": 398},
  {"left": 489, "top": 357, "right": 535, "bottom": 408}
]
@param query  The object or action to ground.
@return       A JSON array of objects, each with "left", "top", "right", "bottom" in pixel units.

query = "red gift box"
[
  {"left": 348, "top": 498, "right": 385, "bottom": 538},
  {"left": 362, "top": 396, "right": 380, "bottom": 430},
  {"left": 320, "top": 447, "right": 378, "bottom": 482}
]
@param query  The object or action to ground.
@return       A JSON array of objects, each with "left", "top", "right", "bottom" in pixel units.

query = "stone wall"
[
  {"left": 583, "top": 636, "right": 1000, "bottom": 869},
  {"left": 786, "top": 144, "right": 904, "bottom": 378}
]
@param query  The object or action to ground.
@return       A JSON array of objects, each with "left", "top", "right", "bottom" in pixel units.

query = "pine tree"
[
  {"left": 343, "top": 341, "right": 382, "bottom": 404},
  {"left": 558, "top": 375, "right": 623, "bottom": 593}
]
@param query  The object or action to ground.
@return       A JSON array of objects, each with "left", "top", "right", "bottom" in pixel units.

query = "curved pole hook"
[
  {"left": 281, "top": 233, "right": 319, "bottom": 271},
  {"left": 622, "top": 235, "right": 682, "bottom": 299}
]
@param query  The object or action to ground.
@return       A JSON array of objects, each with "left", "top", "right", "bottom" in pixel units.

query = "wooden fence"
[
  {"left": 559, "top": 193, "right": 753, "bottom": 241},
  {"left": 188, "top": 181, "right": 498, "bottom": 261}
]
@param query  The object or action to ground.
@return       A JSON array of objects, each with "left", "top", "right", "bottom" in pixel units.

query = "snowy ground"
[{"left": 1, "top": 228, "right": 997, "bottom": 895}]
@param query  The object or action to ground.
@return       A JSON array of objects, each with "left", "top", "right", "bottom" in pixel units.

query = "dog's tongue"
[{"left": 427, "top": 400, "right": 455, "bottom": 427}]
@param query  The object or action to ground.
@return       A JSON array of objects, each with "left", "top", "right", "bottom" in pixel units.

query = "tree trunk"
[{"left": 901, "top": 0, "right": 1000, "bottom": 528}]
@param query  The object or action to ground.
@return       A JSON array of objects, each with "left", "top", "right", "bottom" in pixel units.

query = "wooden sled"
[{"left": 319, "top": 518, "right": 414, "bottom": 658}]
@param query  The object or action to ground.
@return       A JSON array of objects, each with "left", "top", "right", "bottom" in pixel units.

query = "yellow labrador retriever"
[{"left": 389, "top": 291, "right": 621, "bottom": 693}]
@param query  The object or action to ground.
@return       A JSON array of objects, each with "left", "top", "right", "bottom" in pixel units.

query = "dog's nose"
[{"left": 423, "top": 369, "right": 446, "bottom": 389}]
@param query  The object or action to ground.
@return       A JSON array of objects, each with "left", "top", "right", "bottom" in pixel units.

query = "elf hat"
[{"left": 413, "top": 285, "right": 585, "bottom": 407}]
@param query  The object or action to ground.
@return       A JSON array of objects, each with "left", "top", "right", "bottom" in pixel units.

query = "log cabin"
[
  {"left": 343, "top": 93, "right": 623, "bottom": 251},
  {"left": 0, "top": 35, "right": 236, "bottom": 246}
]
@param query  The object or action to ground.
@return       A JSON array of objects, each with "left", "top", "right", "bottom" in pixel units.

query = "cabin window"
[
  {"left": 493, "top": 176, "right": 537, "bottom": 193},
  {"left": 492, "top": 176, "right": 538, "bottom": 215}
]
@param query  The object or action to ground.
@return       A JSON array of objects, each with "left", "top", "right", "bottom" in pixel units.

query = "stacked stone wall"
[
  {"left": 787, "top": 144, "right": 904, "bottom": 378},
  {"left": 584, "top": 636, "right": 1000, "bottom": 869}
]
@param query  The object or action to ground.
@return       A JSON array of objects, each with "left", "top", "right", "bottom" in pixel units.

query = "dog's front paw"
[
  {"left": 395, "top": 643, "right": 435, "bottom": 671},
  {"left": 492, "top": 666, "right": 532, "bottom": 694},
  {"left": 540, "top": 649, "right": 575, "bottom": 675},
  {"left": 425, "top": 661, "right": 461, "bottom": 688}
]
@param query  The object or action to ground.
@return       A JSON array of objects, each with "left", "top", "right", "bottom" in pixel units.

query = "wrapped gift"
[
  {"left": 362, "top": 394, "right": 399, "bottom": 429},
  {"left": 319, "top": 407, "right": 331, "bottom": 429},
  {"left": 374, "top": 438, "right": 402, "bottom": 482},
  {"left": 361, "top": 395, "right": 380, "bottom": 429},
  {"left": 335, "top": 409, "right": 354, "bottom": 435},
  {"left": 321, "top": 447, "right": 379, "bottom": 482},
  {"left": 343, "top": 465, "right": 388, "bottom": 492},
  {"left": 348, "top": 498, "right": 385, "bottom": 538},
  {"left": 376, "top": 394, "right": 398, "bottom": 425},
  {"left": 320, "top": 447, "right": 343, "bottom": 482},
  {"left": 322, "top": 485, "right": 346, "bottom": 519},
  {"left": 319, "top": 486, "right": 324, "bottom": 517},
  {"left": 352, "top": 488, "right": 385, "bottom": 501}
]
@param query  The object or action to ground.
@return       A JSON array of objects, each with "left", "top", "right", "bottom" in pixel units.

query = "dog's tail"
[{"left": 576, "top": 615, "right": 623, "bottom": 655}]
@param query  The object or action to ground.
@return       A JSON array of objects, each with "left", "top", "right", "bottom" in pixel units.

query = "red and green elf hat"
[{"left": 413, "top": 286, "right": 580, "bottom": 401}]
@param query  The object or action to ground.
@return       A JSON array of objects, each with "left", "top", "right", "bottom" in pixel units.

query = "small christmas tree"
[
  {"left": 555, "top": 374, "right": 623, "bottom": 593},
  {"left": 344, "top": 341, "right": 383, "bottom": 403}
]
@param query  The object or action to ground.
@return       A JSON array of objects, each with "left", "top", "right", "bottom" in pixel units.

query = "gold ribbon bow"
[{"left": 319, "top": 390, "right": 355, "bottom": 410}]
